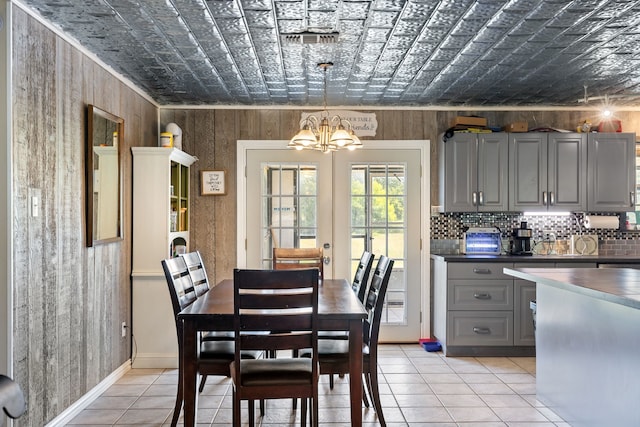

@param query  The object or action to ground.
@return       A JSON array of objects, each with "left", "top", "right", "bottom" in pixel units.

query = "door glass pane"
[
  {"left": 350, "top": 163, "right": 407, "bottom": 325},
  {"left": 261, "top": 163, "right": 318, "bottom": 267}
]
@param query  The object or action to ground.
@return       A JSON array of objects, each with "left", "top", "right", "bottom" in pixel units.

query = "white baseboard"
[
  {"left": 131, "top": 353, "right": 178, "bottom": 369},
  {"left": 44, "top": 360, "right": 131, "bottom": 427}
]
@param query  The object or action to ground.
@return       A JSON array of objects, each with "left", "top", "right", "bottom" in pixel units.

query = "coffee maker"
[{"left": 510, "top": 221, "right": 533, "bottom": 255}]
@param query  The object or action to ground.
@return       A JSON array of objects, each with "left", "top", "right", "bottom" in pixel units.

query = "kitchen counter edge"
[{"left": 430, "top": 254, "right": 640, "bottom": 263}]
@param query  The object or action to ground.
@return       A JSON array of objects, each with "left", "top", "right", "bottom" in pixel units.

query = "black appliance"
[{"left": 510, "top": 222, "right": 533, "bottom": 256}]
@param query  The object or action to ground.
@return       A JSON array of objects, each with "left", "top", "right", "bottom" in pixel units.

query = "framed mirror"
[{"left": 86, "top": 105, "right": 123, "bottom": 246}]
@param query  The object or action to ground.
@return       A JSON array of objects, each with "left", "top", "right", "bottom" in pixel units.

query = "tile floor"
[{"left": 66, "top": 344, "right": 570, "bottom": 426}]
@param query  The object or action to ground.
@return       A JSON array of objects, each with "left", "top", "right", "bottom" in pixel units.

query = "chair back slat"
[
  {"left": 162, "top": 257, "right": 196, "bottom": 316},
  {"left": 273, "top": 247, "right": 324, "bottom": 280},
  {"left": 363, "top": 255, "right": 394, "bottom": 347},
  {"left": 180, "top": 251, "right": 210, "bottom": 297},
  {"left": 239, "top": 292, "right": 314, "bottom": 310},
  {"left": 352, "top": 251, "right": 375, "bottom": 302}
]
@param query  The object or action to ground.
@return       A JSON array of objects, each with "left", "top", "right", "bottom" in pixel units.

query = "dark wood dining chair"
[
  {"left": 231, "top": 268, "right": 320, "bottom": 427},
  {"left": 180, "top": 251, "right": 235, "bottom": 392},
  {"left": 273, "top": 247, "right": 324, "bottom": 281},
  {"left": 318, "top": 250, "right": 375, "bottom": 387},
  {"left": 302, "top": 255, "right": 394, "bottom": 426},
  {"left": 351, "top": 250, "right": 375, "bottom": 303},
  {"left": 162, "top": 257, "right": 261, "bottom": 427}
]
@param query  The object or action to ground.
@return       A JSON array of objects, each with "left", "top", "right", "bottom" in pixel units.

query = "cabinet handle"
[
  {"left": 542, "top": 191, "right": 548, "bottom": 206},
  {"left": 473, "top": 293, "right": 491, "bottom": 299},
  {"left": 472, "top": 268, "right": 491, "bottom": 274},
  {"left": 472, "top": 192, "right": 477, "bottom": 206},
  {"left": 549, "top": 191, "right": 555, "bottom": 206},
  {"left": 631, "top": 192, "right": 635, "bottom": 207},
  {"left": 473, "top": 327, "right": 491, "bottom": 334},
  {"left": 478, "top": 191, "right": 484, "bottom": 206}
]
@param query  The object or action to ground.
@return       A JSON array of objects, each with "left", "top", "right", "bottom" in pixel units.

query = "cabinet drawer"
[
  {"left": 448, "top": 311, "right": 513, "bottom": 346},
  {"left": 448, "top": 280, "right": 513, "bottom": 310},
  {"left": 448, "top": 263, "right": 513, "bottom": 280}
]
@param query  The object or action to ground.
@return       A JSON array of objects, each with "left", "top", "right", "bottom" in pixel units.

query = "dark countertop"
[
  {"left": 431, "top": 253, "right": 640, "bottom": 264},
  {"left": 504, "top": 267, "right": 640, "bottom": 309}
]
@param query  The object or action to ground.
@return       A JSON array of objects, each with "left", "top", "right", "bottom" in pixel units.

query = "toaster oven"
[{"left": 463, "top": 228, "right": 502, "bottom": 255}]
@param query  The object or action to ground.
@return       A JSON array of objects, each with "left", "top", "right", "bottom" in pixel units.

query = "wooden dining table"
[{"left": 177, "top": 278, "right": 368, "bottom": 426}]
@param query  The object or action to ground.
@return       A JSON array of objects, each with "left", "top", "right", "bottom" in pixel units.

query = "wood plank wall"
[
  {"left": 12, "top": 8, "right": 158, "bottom": 425},
  {"left": 161, "top": 109, "right": 640, "bottom": 286}
]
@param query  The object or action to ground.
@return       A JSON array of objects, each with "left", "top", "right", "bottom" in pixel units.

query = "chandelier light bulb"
[{"left": 289, "top": 62, "right": 363, "bottom": 153}]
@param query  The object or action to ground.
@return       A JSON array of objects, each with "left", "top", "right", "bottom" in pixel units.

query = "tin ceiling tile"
[{"left": 15, "top": 0, "right": 640, "bottom": 106}]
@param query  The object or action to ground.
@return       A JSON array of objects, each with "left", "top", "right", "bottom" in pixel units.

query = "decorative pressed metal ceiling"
[{"left": 16, "top": 0, "right": 640, "bottom": 107}]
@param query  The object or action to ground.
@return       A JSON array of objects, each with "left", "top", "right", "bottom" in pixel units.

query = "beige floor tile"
[
  {"left": 438, "top": 394, "right": 487, "bottom": 407},
  {"left": 67, "top": 409, "right": 126, "bottom": 424},
  {"left": 447, "top": 406, "right": 501, "bottom": 423},
  {"left": 66, "top": 345, "right": 571, "bottom": 426}
]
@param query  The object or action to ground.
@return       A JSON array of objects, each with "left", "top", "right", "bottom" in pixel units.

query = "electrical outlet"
[
  {"left": 542, "top": 230, "right": 557, "bottom": 241},
  {"left": 121, "top": 322, "right": 127, "bottom": 338}
]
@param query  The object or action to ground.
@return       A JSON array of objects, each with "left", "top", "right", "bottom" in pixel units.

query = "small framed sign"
[{"left": 201, "top": 170, "right": 226, "bottom": 195}]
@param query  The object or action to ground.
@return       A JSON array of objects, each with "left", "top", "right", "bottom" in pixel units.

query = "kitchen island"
[{"left": 503, "top": 267, "right": 640, "bottom": 427}]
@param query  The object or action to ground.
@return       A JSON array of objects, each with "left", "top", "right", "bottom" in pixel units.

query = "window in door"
[
  {"left": 351, "top": 163, "right": 407, "bottom": 324},
  {"left": 260, "top": 163, "right": 318, "bottom": 268}
]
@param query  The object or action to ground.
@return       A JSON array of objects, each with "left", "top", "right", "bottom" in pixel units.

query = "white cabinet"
[
  {"left": 439, "top": 133, "right": 508, "bottom": 212},
  {"left": 509, "top": 133, "right": 587, "bottom": 212},
  {"left": 587, "top": 132, "right": 636, "bottom": 212},
  {"left": 131, "top": 147, "right": 197, "bottom": 368}
]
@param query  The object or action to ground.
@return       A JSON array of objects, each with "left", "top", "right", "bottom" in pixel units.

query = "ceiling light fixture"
[{"left": 289, "top": 62, "right": 362, "bottom": 153}]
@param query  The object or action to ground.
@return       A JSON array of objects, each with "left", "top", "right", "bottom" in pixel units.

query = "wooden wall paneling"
[
  {"left": 35, "top": 12, "right": 58, "bottom": 424},
  {"left": 189, "top": 110, "right": 216, "bottom": 275},
  {"left": 11, "top": 9, "right": 35, "bottom": 425},
  {"left": 256, "top": 109, "right": 282, "bottom": 140},
  {"left": 55, "top": 35, "right": 84, "bottom": 412},
  {"left": 399, "top": 110, "right": 425, "bottom": 140},
  {"left": 237, "top": 109, "right": 259, "bottom": 140},
  {"left": 280, "top": 110, "right": 300, "bottom": 141},
  {"left": 377, "top": 110, "right": 403, "bottom": 139},
  {"left": 212, "top": 110, "right": 238, "bottom": 281}
]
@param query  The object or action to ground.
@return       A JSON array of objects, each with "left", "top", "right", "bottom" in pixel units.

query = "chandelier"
[{"left": 289, "top": 62, "right": 363, "bottom": 153}]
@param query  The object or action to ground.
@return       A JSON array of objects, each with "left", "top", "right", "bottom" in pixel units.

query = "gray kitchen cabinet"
[
  {"left": 439, "top": 133, "right": 508, "bottom": 212},
  {"left": 513, "top": 279, "right": 539, "bottom": 346},
  {"left": 433, "top": 258, "right": 598, "bottom": 355},
  {"left": 509, "top": 133, "right": 587, "bottom": 212},
  {"left": 587, "top": 132, "right": 636, "bottom": 212},
  {"left": 433, "top": 259, "right": 519, "bottom": 356}
]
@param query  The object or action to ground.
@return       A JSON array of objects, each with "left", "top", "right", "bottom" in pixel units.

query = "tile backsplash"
[{"left": 430, "top": 212, "right": 640, "bottom": 256}]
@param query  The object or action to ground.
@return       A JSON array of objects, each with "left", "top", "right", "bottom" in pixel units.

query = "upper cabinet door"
[
  {"left": 477, "top": 133, "right": 509, "bottom": 212},
  {"left": 547, "top": 133, "right": 587, "bottom": 212},
  {"left": 440, "top": 133, "right": 478, "bottom": 212},
  {"left": 588, "top": 133, "right": 636, "bottom": 212},
  {"left": 509, "top": 133, "right": 547, "bottom": 211}
]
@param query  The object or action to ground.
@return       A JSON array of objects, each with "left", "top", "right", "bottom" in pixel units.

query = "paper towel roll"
[{"left": 584, "top": 215, "right": 619, "bottom": 229}]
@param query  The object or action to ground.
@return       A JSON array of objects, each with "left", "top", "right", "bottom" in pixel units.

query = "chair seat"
[{"left": 233, "top": 358, "right": 314, "bottom": 386}]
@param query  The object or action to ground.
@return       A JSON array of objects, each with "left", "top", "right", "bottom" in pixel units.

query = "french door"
[{"left": 238, "top": 140, "right": 429, "bottom": 341}]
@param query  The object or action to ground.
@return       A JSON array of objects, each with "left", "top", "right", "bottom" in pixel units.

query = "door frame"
[{"left": 237, "top": 139, "right": 431, "bottom": 339}]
